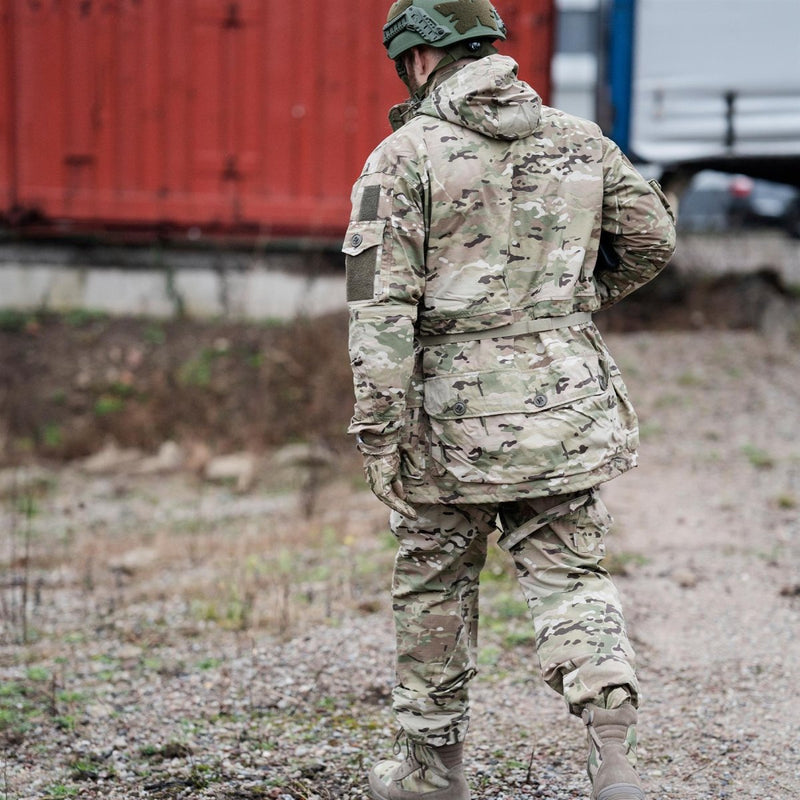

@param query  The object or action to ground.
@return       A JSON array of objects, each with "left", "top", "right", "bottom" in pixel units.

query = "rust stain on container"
[{"left": 0, "top": 0, "right": 554, "bottom": 239}]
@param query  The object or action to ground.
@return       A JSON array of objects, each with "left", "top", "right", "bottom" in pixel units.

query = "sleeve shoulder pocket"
[{"left": 343, "top": 220, "right": 386, "bottom": 303}]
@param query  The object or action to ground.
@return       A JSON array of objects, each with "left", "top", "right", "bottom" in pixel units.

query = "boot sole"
[
  {"left": 596, "top": 784, "right": 645, "bottom": 800},
  {"left": 368, "top": 772, "right": 470, "bottom": 800},
  {"left": 369, "top": 785, "right": 469, "bottom": 800}
]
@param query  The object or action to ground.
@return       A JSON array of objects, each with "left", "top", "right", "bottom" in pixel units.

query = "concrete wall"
[
  {"left": 0, "top": 244, "right": 347, "bottom": 320},
  {"left": 2, "top": 233, "right": 799, "bottom": 321}
]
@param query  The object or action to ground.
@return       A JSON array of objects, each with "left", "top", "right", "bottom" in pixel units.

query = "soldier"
[{"left": 343, "top": 2, "right": 676, "bottom": 799}]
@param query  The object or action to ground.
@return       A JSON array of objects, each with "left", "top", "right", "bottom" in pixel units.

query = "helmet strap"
[{"left": 394, "top": 57, "right": 412, "bottom": 90}]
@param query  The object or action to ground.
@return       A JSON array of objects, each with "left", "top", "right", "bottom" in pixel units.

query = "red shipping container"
[{"left": 0, "top": 0, "right": 554, "bottom": 240}]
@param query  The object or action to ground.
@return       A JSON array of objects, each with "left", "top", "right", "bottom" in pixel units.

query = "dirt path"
[
  {"left": 0, "top": 329, "right": 798, "bottom": 800},
  {"left": 598, "top": 331, "right": 800, "bottom": 799}
]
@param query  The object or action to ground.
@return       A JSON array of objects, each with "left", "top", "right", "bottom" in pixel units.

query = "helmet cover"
[{"left": 383, "top": 0, "right": 507, "bottom": 59}]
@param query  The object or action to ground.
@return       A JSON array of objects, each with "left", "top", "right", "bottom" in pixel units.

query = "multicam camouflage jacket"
[{"left": 344, "top": 55, "right": 676, "bottom": 504}]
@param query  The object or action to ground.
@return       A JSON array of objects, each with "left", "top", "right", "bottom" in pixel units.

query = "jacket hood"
[{"left": 418, "top": 55, "right": 541, "bottom": 140}]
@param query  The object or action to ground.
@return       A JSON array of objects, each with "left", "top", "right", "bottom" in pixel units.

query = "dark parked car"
[{"left": 677, "top": 171, "right": 800, "bottom": 238}]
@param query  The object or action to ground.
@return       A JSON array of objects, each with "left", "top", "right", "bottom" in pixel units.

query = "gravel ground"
[{"left": 1, "top": 328, "right": 799, "bottom": 800}]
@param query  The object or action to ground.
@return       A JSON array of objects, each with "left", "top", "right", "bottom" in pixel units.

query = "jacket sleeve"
[
  {"left": 596, "top": 137, "right": 677, "bottom": 308},
  {"left": 343, "top": 139, "right": 427, "bottom": 446}
]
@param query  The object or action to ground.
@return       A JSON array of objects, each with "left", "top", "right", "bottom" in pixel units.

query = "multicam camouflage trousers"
[{"left": 389, "top": 489, "right": 639, "bottom": 746}]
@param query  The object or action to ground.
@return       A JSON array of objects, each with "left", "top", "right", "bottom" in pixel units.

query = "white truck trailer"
[{"left": 600, "top": 0, "right": 800, "bottom": 188}]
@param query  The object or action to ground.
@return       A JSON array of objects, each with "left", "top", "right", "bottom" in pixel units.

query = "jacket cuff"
[{"left": 355, "top": 432, "right": 399, "bottom": 456}]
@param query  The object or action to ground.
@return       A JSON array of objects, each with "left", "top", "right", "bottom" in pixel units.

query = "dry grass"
[{"left": 0, "top": 469, "right": 395, "bottom": 649}]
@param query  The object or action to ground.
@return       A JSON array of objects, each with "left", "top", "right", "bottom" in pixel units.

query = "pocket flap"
[
  {"left": 342, "top": 219, "right": 385, "bottom": 256},
  {"left": 423, "top": 356, "right": 605, "bottom": 419}
]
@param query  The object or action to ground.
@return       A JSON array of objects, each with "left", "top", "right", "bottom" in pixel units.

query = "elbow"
[
  {"left": 661, "top": 219, "right": 678, "bottom": 265},
  {"left": 645, "top": 215, "right": 678, "bottom": 269}
]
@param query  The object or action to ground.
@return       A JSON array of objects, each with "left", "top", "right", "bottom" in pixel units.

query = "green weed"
[
  {"left": 40, "top": 422, "right": 63, "bottom": 448},
  {"left": 601, "top": 550, "right": 649, "bottom": 576},
  {"left": 68, "top": 757, "right": 102, "bottom": 781},
  {"left": 774, "top": 493, "right": 797, "bottom": 509},
  {"left": 25, "top": 666, "right": 50, "bottom": 683},
  {"left": 0, "top": 309, "right": 33, "bottom": 332},
  {"left": 676, "top": 371, "right": 704, "bottom": 387},
  {"left": 56, "top": 690, "right": 84, "bottom": 704},
  {"left": 741, "top": 444, "right": 775, "bottom": 469},
  {"left": 477, "top": 645, "right": 501, "bottom": 666},
  {"left": 64, "top": 309, "right": 107, "bottom": 327},
  {"left": 0, "top": 681, "right": 41, "bottom": 736},
  {"left": 491, "top": 593, "right": 529, "bottom": 620},
  {"left": 187, "top": 763, "right": 217, "bottom": 789},
  {"left": 54, "top": 714, "right": 77, "bottom": 731},
  {"left": 93, "top": 395, "right": 125, "bottom": 416},
  {"left": 503, "top": 630, "right": 536, "bottom": 647},
  {"left": 177, "top": 347, "right": 225, "bottom": 387},
  {"left": 41, "top": 785, "right": 78, "bottom": 799},
  {"left": 107, "top": 380, "right": 136, "bottom": 398},
  {"left": 143, "top": 323, "right": 166, "bottom": 345}
]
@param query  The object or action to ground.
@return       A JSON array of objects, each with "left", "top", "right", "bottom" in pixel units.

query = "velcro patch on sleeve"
[
  {"left": 359, "top": 185, "right": 381, "bottom": 221},
  {"left": 346, "top": 251, "right": 377, "bottom": 302}
]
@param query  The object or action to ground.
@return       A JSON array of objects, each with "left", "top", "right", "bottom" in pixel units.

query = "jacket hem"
[{"left": 403, "top": 453, "right": 636, "bottom": 505}]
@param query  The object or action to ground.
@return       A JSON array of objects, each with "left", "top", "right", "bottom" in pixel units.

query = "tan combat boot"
[
  {"left": 368, "top": 740, "right": 469, "bottom": 800},
  {"left": 582, "top": 703, "right": 644, "bottom": 800}
]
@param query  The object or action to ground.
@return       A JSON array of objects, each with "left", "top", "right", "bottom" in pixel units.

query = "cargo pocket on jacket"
[
  {"left": 343, "top": 220, "right": 385, "bottom": 303},
  {"left": 422, "top": 357, "right": 606, "bottom": 484}
]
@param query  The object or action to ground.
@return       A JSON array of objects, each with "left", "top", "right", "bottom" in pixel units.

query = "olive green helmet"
[{"left": 383, "top": 0, "right": 507, "bottom": 60}]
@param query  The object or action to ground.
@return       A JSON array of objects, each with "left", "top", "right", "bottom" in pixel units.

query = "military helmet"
[{"left": 383, "top": 0, "right": 507, "bottom": 60}]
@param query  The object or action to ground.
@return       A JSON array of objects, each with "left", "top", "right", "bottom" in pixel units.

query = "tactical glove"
[{"left": 363, "top": 451, "right": 418, "bottom": 520}]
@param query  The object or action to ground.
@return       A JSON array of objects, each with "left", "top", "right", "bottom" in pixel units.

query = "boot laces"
[{"left": 392, "top": 731, "right": 448, "bottom": 775}]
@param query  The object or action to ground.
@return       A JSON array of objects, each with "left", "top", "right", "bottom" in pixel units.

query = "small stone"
[
  {"left": 672, "top": 568, "right": 699, "bottom": 588},
  {"left": 204, "top": 452, "right": 257, "bottom": 492},
  {"left": 81, "top": 442, "right": 144, "bottom": 474},
  {"left": 134, "top": 441, "right": 185, "bottom": 475}
]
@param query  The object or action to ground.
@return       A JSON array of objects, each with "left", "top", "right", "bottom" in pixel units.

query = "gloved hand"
[{"left": 363, "top": 450, "right": 418, "bottom": 519}]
